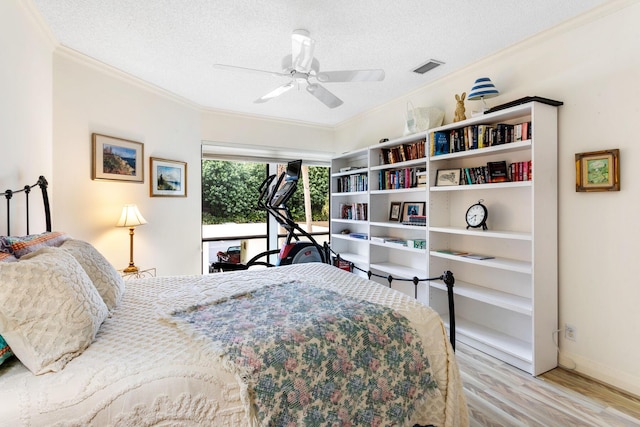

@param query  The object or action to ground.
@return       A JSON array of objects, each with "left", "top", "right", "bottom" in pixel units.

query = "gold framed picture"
[
  {"left": 92, "top": 133, "right": 144, "bottom": 183},
  {"left": 575, "top": 149, "right": 619, "bottom": 192},
  {"left": 150, "top": 157, "right": 187, "bottom": 197}
]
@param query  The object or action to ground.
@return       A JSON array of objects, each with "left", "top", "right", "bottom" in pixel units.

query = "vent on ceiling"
[{"left": 413, "top": 59, "right": 444, "bottom": 74}]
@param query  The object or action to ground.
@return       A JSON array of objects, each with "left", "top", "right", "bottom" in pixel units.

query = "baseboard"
[{"left": 560, "top": 350, "right": 640, "bottom": 399}]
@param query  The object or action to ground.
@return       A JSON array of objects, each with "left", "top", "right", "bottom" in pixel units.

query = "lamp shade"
[
  {"left": 116, "top": 204, "right": 147, "bottom": 227},
  {"left": 467, "top": 77, "right": 499, "bottom": 100}
]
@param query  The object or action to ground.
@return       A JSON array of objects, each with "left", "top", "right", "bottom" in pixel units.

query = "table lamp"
[
  {"left": 116, "top": 204, "right": 147, "bottom": 273},
  {"left": 467, "top": 77, "right": 499, "bottom": 114}
]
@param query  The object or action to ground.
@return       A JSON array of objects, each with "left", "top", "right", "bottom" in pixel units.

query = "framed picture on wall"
[
  {"left": 150, "top": 157, "right": 187, "bottom": 197},
  {"left": 575, "top": 149, "right": 620, "bottom": 192},
  {"left": 92, "top": 133, "right": 144, "bottom": 182}
]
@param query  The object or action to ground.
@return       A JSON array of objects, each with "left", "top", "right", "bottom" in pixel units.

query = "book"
[
  {"left": 433, "top": 131, "right": 450, "bottom": 156},
  {"left": 462, "top": 253, "right": 495, "bottom": 260},
  {"left": 370, "top": 236, "right": 394, "bottom": 243},
  {"left": 385, "top": 239, "right": 408, "bottom": 247},
  {"left": 407, "top": 239, "right": 426, "bottom": 249},
  {"left": 436, "top": 249, "right": 469, "bottom": 256},
  {"left": 348, "top": 233, "right": 368, "bottom": 240},
  {"left": 487, "top": 161, "right": 509, "bottom": 183}
]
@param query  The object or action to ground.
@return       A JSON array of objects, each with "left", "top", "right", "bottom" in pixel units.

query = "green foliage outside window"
[{"left": 202, "top": 160, "right": 329, "bottom": 225}]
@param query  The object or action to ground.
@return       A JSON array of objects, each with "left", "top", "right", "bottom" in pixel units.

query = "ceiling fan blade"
[
  {"left": 316, "top": 69, "right": 385, "bottom": 83},
  {"left": 306, "top": 83, "right": 343, "bottom": 109},
  {"left": 213, "top": 64, "right": 288, "bottom": 78},
  {"left": 254, "top": 81, "right": 295, "bottom": 104},
  {"left": 291, "top": 29, "right": 315, "bottom": 73}
]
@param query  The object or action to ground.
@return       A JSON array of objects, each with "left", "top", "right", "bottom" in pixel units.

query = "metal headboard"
[{"left": 2, "top": 176, "right": 51, "bottom": 235}]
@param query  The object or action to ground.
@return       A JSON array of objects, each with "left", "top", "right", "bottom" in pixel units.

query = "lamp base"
[{"left": 123, "top": 265, "right": 139, "bottom": 273}]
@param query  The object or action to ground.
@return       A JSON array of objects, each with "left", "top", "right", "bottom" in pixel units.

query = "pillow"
[
  {"left": 0, "top": 335, "right": 13, "bottom": 366},
  {"left": 0, "top": 231, "right": 68, "bottom": 258},
  {"left": 59, "top": 239, "right": 125, "bottom": 311},
  {"left": 0, "top": 247, "right": 108, "bottom": 374}
]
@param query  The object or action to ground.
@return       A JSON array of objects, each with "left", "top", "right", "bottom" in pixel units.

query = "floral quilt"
[{"left": 172, "top": 281, "right": 438, "bottom": 426}]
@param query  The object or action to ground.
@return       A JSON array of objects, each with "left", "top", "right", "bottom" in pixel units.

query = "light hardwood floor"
[{"left": 455, "top": 342, "right": 640, "bottom": 426}]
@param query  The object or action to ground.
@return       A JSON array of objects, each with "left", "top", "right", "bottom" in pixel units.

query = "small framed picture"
[
  {"left": 92, "top": 133, "right": 144, "bottom": 182},
  {"left": 575, "top": 149, "right": 619, "bottom": 192},
  {"left": 150, "top": 157, "right": 187, "bottom": 197},
  {"left": 435, "top": 168, "right": 461, "bottom": 186},
  {"left": 401, "top": 201, "right": 425, "bottom": 222},
  {"left": 389, "top": 201, "right": 402, "bottom": 221}
]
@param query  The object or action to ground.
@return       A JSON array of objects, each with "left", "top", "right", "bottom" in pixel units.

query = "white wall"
[
  {"left": 0, "top": 0, "right": 53, "bottom": 234},
  {"left": 201, "top": 109, "right": 335, "bottom": 152},
  {"left": 51, "top": 50, "right": 203, "bottom": 276},
  {"left": 335, "top": 0, "right": 640, "bottom": 396}
]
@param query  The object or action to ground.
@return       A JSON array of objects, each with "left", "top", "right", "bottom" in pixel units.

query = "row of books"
[
  {"left": 339, "top": 203, "right": 368, "bottom": 220},
  {"left": 430, "top": 121, "right": 531, "bottom": 156},
  {"left": 379, "top": 140, "right": 426, "bottom": 164},
  {"left": 510, "top": 161, "right": 533, "bottom": 182},
  {"left": 378, "top": 167, "right": 425, "bottom": 190},
  {"left": 457, "top": 160, "right": 532, "bottom": 185},
  {"left": 402, "top": 215, "right": 426, "bottom": 226},
  {"left": 336, "top": 173, "right": 368, "bottom": 193}
]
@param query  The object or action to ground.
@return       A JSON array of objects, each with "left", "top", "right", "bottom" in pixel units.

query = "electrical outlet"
[{"left": 565, "top": 324, "right": 577, "bottom": 341}]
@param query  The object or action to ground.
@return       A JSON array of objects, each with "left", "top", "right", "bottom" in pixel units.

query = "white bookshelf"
[
  {"left": 330, "top": 133, "right": 428, "bottom": 295},
  {"left": 329, "top": 101, "right": 558, "bottom": 376},
  {"left": 426, "top": 101, "right": 558, "bottom": 376}
]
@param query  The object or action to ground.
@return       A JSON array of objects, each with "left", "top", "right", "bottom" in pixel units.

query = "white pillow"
[
  {"left": 60, "top": 239, "right": 125, "bottom": 311},
  {"left": 0, "top": 247, "right": 108, "bottom": 374}
]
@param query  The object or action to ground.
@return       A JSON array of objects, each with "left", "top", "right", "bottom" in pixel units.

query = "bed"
[{"left": 0, "top": 177, "right": 468, "bottom": 426}]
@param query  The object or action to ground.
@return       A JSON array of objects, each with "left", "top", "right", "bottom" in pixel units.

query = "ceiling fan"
[{"left": 213, "top": 29, "right": 385, "bottom": 109}]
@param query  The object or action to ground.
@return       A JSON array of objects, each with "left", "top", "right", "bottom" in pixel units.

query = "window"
[{"left": 201, "top": 143, "right": 331, "bottom": 273}]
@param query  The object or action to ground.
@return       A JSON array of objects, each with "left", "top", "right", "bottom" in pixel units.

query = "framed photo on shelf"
[
  {"left": 575, "top": 149, "right": 619, "bottom": 192},
  {"left": 401, "top": 201, "right": 425, "bottom": 222},
  {"left": 92, "top": 133, "right": 144, "bottom": 182},
  {"left": 150, "top": 157, "right": 187, "bottom": 197},
  {"left": 389, "top": 201, "right": 402, "bottom": 222},
  {"left": 435, "top": 168, "right": 461, "bottom": 186}
]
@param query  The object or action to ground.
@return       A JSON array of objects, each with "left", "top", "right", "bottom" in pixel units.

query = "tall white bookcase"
[
  {"left": 330, "top": 101, "right": 559, "bottom": 376},
  {"left": 427, "top": 101, "right": 558, "bottom": 375}
]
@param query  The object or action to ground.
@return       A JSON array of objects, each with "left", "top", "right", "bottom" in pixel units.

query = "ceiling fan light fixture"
[
  {"left": 413, "top": 59, "right": 444, "bottom": 74},
  {"left": 291, "top": 29, "right": 315, "bottom": 72}
]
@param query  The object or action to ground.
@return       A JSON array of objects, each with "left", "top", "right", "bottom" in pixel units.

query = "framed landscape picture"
[
  {"left": 575, "top": 149, "right": 619, "bottom": 192},
  {"left": 92, "top": 133, "right": 144, "bottom": 182},
  {"left": 150, "top": 157, "right": 187, "bottom": 197}
]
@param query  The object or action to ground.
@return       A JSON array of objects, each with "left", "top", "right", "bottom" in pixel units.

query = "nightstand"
[{"left": 119, "top": 267, "right": 156, "bottom": 280}]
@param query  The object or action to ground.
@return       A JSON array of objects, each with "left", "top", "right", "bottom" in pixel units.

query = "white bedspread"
[{"left": 0, "top": 263, "right": 468, "bottom": 426}]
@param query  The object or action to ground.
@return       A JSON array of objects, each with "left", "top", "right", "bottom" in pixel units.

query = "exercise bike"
[{"left": 211, "top": 160, "right": 328, "bottom": 272}]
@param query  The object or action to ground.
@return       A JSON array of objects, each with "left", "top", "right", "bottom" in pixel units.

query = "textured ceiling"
[{"left": 31, "top": 0, "right": 607, "bottom": 126}]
